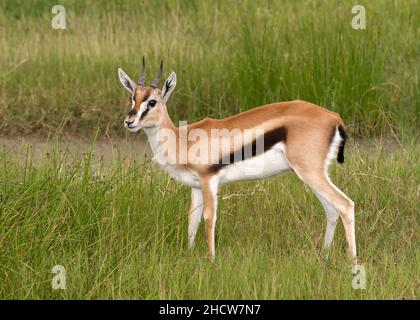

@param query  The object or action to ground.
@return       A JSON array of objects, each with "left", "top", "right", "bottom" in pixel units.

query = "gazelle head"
[{"left": 118, "top": 58, "right": 177, "bottom": 132}]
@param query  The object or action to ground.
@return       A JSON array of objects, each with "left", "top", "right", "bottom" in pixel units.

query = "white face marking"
[
  {"left": 124, "top": 96, "right": 141, "bottom": 132},
  {"left": 138, "top": 101, "right": 148, "bottom": 117},
  {"left": 124, "top": 111, "right": 141, "bottom": 132},
  {"left": 138, "top": 93, "right": 159, "bottom": 127}
]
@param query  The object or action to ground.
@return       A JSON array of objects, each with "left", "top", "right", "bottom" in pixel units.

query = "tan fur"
[
  {"left": 126, "top": 81, "right": 356, "bottom": 260},
  {"left": 200, "top": 177, "right": 217, "bottom": 259},
  {"left": 152, "top": 100, "right": 344, "bottom": 176},
  {"left": 157, "top": 99, "right": 353, "bottom": 259},
  {"left": 133, "top": 86, "right": 152, "bottom": 112}
]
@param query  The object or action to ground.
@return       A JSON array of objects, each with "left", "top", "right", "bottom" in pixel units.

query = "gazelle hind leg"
[
  {"left": 313, "top": 190, "right": 339, "bottom": 249},
  {"left": 188, "top": 188, "right": 204, "bottom": 249},
  {"left": 294, "top": 168, "right": 356, "bottom": 259}
]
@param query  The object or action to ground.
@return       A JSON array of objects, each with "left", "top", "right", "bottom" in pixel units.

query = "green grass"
[
  {"left": 0, "top": 0, "right": 418, "bottom": 136},
  {"left": 0, "top": 137, "right": 418, "bottom": 299},
  {"left": 0, "top": 0, "right": 418, "bottom": 300}
]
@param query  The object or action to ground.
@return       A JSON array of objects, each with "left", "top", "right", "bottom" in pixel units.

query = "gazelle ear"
[
  {"left": 161, "top": 72, "right": 177, "bottom": 103},
  {"left": 118, "top": 68, "right": 136, "bottom": 94}
]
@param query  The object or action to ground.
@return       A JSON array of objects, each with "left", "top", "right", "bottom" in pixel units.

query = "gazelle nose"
[{"left": 125, "top": 120, "right": 134, "bottom": 125}]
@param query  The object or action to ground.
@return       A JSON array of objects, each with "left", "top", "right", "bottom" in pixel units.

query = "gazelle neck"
[{"left": 143, "top": 105, "right": 179, "bottom": 166}]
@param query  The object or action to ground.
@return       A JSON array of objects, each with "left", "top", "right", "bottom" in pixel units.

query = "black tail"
[{"left": 337, "top": 125, "right": 347, "bottom": 164}]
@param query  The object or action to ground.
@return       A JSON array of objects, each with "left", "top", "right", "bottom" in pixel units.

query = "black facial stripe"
[
  {"left": 140, "top": 97, "right": 157, "bottom": 119},
  {"left": 127, "top": 109, "right": 137, "bottom": 117},
  {"left": 208, "top": 127, "right": 287, "bottom": 173},
  {"left": 140, "top": 107, "right": 150, "bottom": 120}
]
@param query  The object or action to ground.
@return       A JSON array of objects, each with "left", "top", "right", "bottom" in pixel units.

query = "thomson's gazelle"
[{"left": 118, "top": 59, "right": 356, "bottom": 261}]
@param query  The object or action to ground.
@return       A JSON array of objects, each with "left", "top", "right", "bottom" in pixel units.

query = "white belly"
[
  {"left": 163, "top": 164, "right": 201, "bottom": 188},
  {"left": 157, "top": 142, "right": 290, "bottom": 188},
  {"left": 218, "top": 142, "right": 290, "bottom": 185}
]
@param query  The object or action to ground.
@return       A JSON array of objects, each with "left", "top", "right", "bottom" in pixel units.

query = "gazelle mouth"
[{"left": 126, "top": 124, "right": 141, "bottom": 132}]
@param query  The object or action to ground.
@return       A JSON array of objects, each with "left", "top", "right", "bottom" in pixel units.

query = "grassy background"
[
  {"left": 0, "top": 0, "right": 418, "bottom": 136},
  {"left": 0, "top": 137, "right": 418, "bottom": 299},
  {"left": 0, "top": 0, "right": 419, "bottom": 299}
]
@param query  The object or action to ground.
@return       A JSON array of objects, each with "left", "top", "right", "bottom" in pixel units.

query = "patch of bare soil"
[
  {"left": 0, "top": 133, "right": 407, "bottom": 167},
  {"left": 0, "top": 134, "right": 150, "bottom": 166}
]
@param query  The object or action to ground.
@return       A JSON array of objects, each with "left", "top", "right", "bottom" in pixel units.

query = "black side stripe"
[{"left": 208, "top": 127, "right": 287, "bottom": 173}]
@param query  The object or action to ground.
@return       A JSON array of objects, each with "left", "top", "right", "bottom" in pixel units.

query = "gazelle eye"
[{"left": 148, "top": 99, "right": 157, "bottom": 107}]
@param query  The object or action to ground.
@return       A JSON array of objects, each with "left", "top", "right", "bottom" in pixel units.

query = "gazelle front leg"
[
  {"left": 188, "top": 187, "right": 204, "bottom": 249},
  {"left": 200, "top": 177, "right": 219, "bottom": 261}
]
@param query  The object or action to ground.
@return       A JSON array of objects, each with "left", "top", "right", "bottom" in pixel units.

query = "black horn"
[
  {"left": 138, "top": 56, "right": 146, "bottom": 85},
  {"left": 150, "top": 60, "right": 163, "bottom": 88}
]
